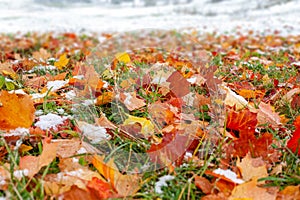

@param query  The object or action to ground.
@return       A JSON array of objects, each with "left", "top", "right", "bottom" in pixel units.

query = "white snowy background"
[{"left": 0, "top": 0, "right": 299, "bottom": 35}]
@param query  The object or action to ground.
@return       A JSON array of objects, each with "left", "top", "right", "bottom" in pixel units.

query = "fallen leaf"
[
  {"left": 287, "top": 115, "right": 300, "bottom": 155},
  {"left": 0, "top": 91, "right": 35, "bottom": 130},
  {"left": 229, "top": 178, "right": 277, "bottom": 200},
  {"left": 60, "top": 185, "right": 99, "bottom": 200},
  {"left": 95, "top": 91, "right": 115, "bottom": 106},
  {"left": 19, "top": 139, "right": 58, "bottom": 177},
  {"left": 123, "top": 114, "right": 155, "bottom": 138},
  {"left": 257, "top": 102, "right": 281, "bottom": 127},
  {"left": 115, "top": 52, "right": 131, "bottom": 64},
  {"left": 277, "top": 185, "right": 300, "bottom": 200},
  {"left": 87, "top": 177, "right": 118, "bottom": 199},
  {"left": 32, "top": 48, "right": 51, "bottom": 62},
  {"left": 52, "top": 139, "right": 81, "bottom": 158},
  {"left": 237, "top": 154, "right": 268, "bottom": 182},
  {"left": 92, "top": 155, "right": 140, "bottom": 197},
  {"left": 54, "top": 53, "right": 69, "bottom": 70},
  {"left": 167, "top": 71, "right": 190, "bottom": 97},
  {"left": 119, "top": 92, "right": 146, "bottom": 111},
  {"left": 221, "top": 85, "right": 248, "bottom": 110},
  {"left": 195, "top": 176, "right": 213, "bottom": 194}
]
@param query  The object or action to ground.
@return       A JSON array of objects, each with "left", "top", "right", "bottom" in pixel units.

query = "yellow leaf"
[
  {"left": 123, "top": 114, "right": 155, "bottom": 137},
  {"left": 115, "top": 52, "right": 131, "bottom": 64},
  {"left": 54, "top": 53, "right": 69, "bottom": 70},
  {"left": 19, "top": 144, "right": 33, "bottom": 154}
]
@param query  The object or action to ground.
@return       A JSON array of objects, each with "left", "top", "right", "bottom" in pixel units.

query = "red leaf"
[
  {"left": 226, "top": 108, "right": 257, "bottom": 136},
  {"left": 287, "top": 116, "right": 300, "bottom": 155}
]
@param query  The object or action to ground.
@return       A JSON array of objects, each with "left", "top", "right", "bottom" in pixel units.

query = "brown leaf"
[
  {"left": 61, "top": 185, "right": 99, "bottom": 200},
  {"left": 119, "top": 92, "right": 146, "bottom": 111},
  {"left": 52, "top": 139, "right": 81, "bottom": 158},
  {"left": 195, "top": 176, "right": 213, "bottom": 194},
  {"left": 167, "top": 71, "right": 190, "bottom": 97},
  {"left": 277, "top": 185, "right": 300, "bottom": 200},
  {"left": 0, "top": 91, "right": 35, "bottom": 130}
]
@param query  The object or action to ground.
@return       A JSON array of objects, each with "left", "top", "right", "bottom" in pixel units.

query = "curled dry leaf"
[
  {"left": 195, "top": 176, "right": 213, "bottom": 194},
  {"left": 119, "top": 92, "right": 146, "bottom": 111},
  {"left": 221, "top": 85, "right": 248, "bottom": 110},
  {"left": 0, "top": 91, "right": 35, "bottom": 130}
]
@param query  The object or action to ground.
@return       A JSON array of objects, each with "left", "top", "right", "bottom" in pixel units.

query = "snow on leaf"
[
  {"left": 0, "top": 91, "right": 35, "bottom": 130},
  {"left": 35, "top": 113, "right": 68, "bottom": 131},
  {"left": 257, "top": 102, "right": 281, "bottom": 127},
  {"left": 229, "top": 178, "right": 277, "bottom": 200},
  {"left": 236, "top": 154, "right": 268, "bottom": 182},
  {"left": 19, "top": 139, "right": 58, "bottom": 177},
  {"left": 77, "top": 121, "right": 111, "bottom": 144},
  {"left": 54, "top": 53, "right": 69, "bottom": 70},
  {"left": 123, "top": 114, "right": 155, "bottom": 138},
  {"left": 155, "top": 175, "right": 175, "bottom": 194},
  {"left": 213, "top": 168, "right": 244, "bottom": 184},
  {"left": 119, "top": 92, "right": 146, "bottom": 111},
  {"left": 221, "top": 85, "right": 248, "bottom": 110}
]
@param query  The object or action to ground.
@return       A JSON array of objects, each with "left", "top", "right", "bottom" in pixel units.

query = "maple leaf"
[
  {"left": 226, "top": 108, "right": 257, "bottom": 136},
  {"left": 229, "top": 178, "right": 277, "bottom": 200},
  {"left": 115, "top": 52, "right": 131, "bottom": 64},
  {"left": 147, "top": 128, "right": 196, "bottom": 167},
  {"left": 32, "top": 48, "right": 51, "bottom": 62},
  {"left": 277, "top": 185, "right": 300, "bottom": 200},
  {"left": 257, "top": 102, "right": 281, "bottom": 127},
  {"left": 0, "top": 91, "right": 35, "bottom": 130},
  {"left": 237, "top": 154, "right": 268, "bottom": 182},
  {"left": 167, "top": 71, "right": 190, "bottom": 97},
  {"left": 19, "top": 139, "right": 58, "bottom": 177},
  {"left": 148, "top": 101, "right": 176, "bottom": 128},
  {"left": 54, "top": 53, "right": 69, "bottom": 70},
  {"left": 118, "top": 92, "right": 146, "bottom": 111},
  {"left": 287, "top": 115, "right": 300, "bottom": 155},
  {"left": 221, "top": 85, "right": 248, "bottom": 110},
  {"left": 195, "top": 176, "right": 213, "bottom": 194}
]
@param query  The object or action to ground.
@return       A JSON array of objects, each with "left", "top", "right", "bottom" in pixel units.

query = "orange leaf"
[
  {"left": 0, "top": 91, "right": 35, "bottom": 130},
  {"left": 87, "top": 177, "right": 118, "bottom": 199},
  {"left": 195, "top": 176, "right": 213, "bottom": 194},
  {"left": 226, "top": 108, "right": 257, "bottom": 135},
  {"left": 95, "top": 91, "right": 115, "bottom": 106},
  {"left": 92, "top": 155, "right": 140, "bottom": 197},
  {"left": 229, "top": 178, "right": 277, "bottom": 200},
  {"left": 19, "top": 139, "right": 58, "bottom": 177}
]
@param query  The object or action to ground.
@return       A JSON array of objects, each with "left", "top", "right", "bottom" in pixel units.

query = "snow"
[
  {"left": 13, "top": 169, "right": 29, "bottom": 179},
  {"left": 77, "top": 147, "right": 88, "bottom": 154},
  {"left": 0, "top": 0, "right": 299, "bottom": 35},
  {"left": 30, "top": 93, "right": 47, "bottom": 99},
  {"left": 64, "top": 90, "right": 76, "bottom": 100},
  {"left": 8, "top": 89, "right": 27, "bottom": 95},
  {"left": 213, "top": 168, "right": 244, "bottom": 184},
  {"left": 79, "top": 122, "right": 111, "bottom": 144},
  {"left": 3, "top": 127, "right": 30, "bottom": 137},
  {"left": 35, "top": 113, "right": 68, "bottom": 130},
  {"left": 46, "top": 80, "right": 68, "bottom": 91},
  {"left": 155, "top": 175, "right": 175, "bottom": 194}
]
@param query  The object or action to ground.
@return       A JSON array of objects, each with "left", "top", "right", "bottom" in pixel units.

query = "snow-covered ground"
[{"left": 0, "top": 0, "right": 299, "bottom": 35}]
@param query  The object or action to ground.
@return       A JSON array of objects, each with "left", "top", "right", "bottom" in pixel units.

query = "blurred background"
[{"left": 0, "top": 0, "right": 299, "bottom": 34}]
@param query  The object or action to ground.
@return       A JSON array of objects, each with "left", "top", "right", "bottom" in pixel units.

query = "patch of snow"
[
  {"left": 103, "top": 80, "right": 109, "bottom": 88},
  {"left": 3, "top": 128, "right": 30, "bottom": 137},
  {"left": 35, "top": 110, "right": 44, "bottom": 116},
  {"left": 187, "top": 77, "right": 197, "bottom": 84},
  {"left": 155, "top": 175, "right": 175, "bottom": 194},
  {"left": 64, "top": 90, "right": 76, "bottom": 100},
  {"left": 123, "top": 92, "right": 132, "bottom": 106},
  {"left": 35, "top": 113, "right": 68, "bottom": 130},
  {"left": 30, "top": 93, "right": 47, "bottom": 99},
  {"left": 57, "top": 108, "right": 65, "bottom": 115},
  {"left": 213, "top": 168, "right": 244, "bottom": 184},
  {"left": 72, "top": 157, "right": 79, "bottom": 163},
  {"left": 79, "top": 123, "right": 110, "bottom": 144},
  {"left": 46, "top": 80, "right": 68, "bottom": 91},
  {"left": 13, "top": 169, "right": 29, "bottom": 179},
  {"left": 77, "top": 147, "right": 88, "bottom": 154},
  {"left": 73, "top": 75, "right": 84, "bottom": 80},
  {"left": 82, "top": 99, "right": 96, "bottom": 106},
  {"left": 8, "top": 89, "right": 27, "bottom": 95}
]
